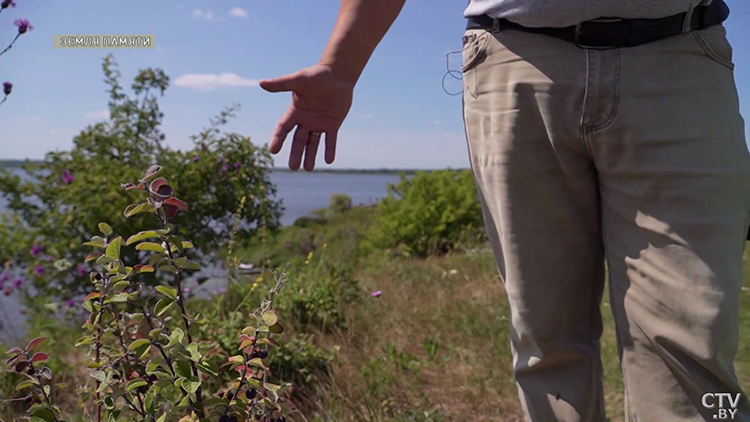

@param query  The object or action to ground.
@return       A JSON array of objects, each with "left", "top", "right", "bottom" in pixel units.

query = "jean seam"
[{"left": 590, "top": 49, "right": 621, "bottom": 133}]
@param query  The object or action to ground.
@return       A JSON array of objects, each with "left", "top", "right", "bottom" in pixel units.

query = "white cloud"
[
  {"left": 174, "top": 73, "right": 259, "bottom": 90},
  {"left": 229, "top": 7, "right": 248, "bottom": 18},
  {"left": 18, "top": 115, "right": 42, "bottom": 123},
  {"left": 192, "top": 9, "right": 215, "bottom": 20},
  {"left": 361, "top": 114, "right": 374, "bottom": 119},
  {"left": 85, "top": 110, "right": 109, "bottom": 120},
  {"left": 432, "top": 119, "right": 442, "bottom": 126},
  {"left": 444, "top": 132, "right": 457, "bottom": 139}
]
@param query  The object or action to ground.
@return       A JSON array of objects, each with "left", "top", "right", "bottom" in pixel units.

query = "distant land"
[{"left": 0, "top": 159, "right": 457, "bottom": 175}]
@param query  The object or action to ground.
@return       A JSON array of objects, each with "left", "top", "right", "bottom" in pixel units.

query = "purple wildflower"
[
  {"left": 65, "top": 299, "right": 75, "bottom": 308},
  {"left": 200, "top": 143, "right": 207, "bottom": 151},
  {"left": 61, "top": 169, "right": 74, "bottom": 184},
  {"left": 2, "top": 82, "right": 11, "bottom": 96},
  {"left": 218, "top": 288, "right": 226, "bottom": 294},
  {"left": 192, "top": 155, "right": 200, "bottom": 163},
  {"left": 30, "top": 244, "right": 42, "bottom": 257},
  {"left": 13, "top": 18, "right": 33, "bottom": 34},
  {"left": 218, "top": 157, "right": 226, "bottom": 164},
  {"left": 1, "top": 0, "right": 16, "bottom": 9},
  {"left": 221, "top": 163, "right": 229, "bottom": 173},
  {"left": 33, "top": 265, "right": 45, "bottom": 276},
  {"left": 234, "top": 162, "right": 240, "bottom": 170},
  {"left": 0, "top": 272, "right": 9, "bottom": 286},
  {"left": 19, "top": 308, "right": 25, "bottom": 315},
  {"left": 183, "top": 287, "right": 191, "bottom": 294},
  {"left": 371, "top": 290, "right": 382, "bottom": 298},
  {"left": 12, "top": 277, "right": 22, "bottom": 288},
  {"left": 76, "top": 265, "right": 88, "bottom": 277}
]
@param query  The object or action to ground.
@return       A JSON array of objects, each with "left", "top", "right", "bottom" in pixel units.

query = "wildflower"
[
  {"left": 76, "top": 265, "right": 88, "bottom": 277},
  {"left": 2, "top": 81, "right": 11, "bottom": 95},
  {"left": 19, "top": 308, "right": 25, "bottom": 315},
  {"left": 218, "top": 157, "right": 226, "bottom": 164},
  {"left": 14, "top": 18, "right": 33, "bottom": 34},
  {"left": 371, "top": 290, "right": 382, "bottom": 298},
  {"left": 61, "top": 169, "right": 74, "bottom": 184},
  {"left": 12, "top": 277, "right": 22, "bottom": 288},
  {"left": 200, "top": 143, "right": 207, "bottom": 151},
  {"left": 252, "top": 282, "right": 258, "bottom": 289},
  {"left": 192, "top": 155, "right": 200, "bottom": 162},
  {"left": 305, "top": 251, "right": 313, "bottom": 265},
  {"left": 183, "top": 287, "right": 191, "bottom": 294},
  {"left": 0, "top": 272, "right": 9, "bottom": 286},
  {"left": 1, "top": 0, "right": 16, "bottom": 9},
  {"left": 221, "top": 163, "right": 229, "bottom": 173},
  {"left": 65, "top": 299, "right": 75, "bottom": 308},
  {"left": 29, "top": 244, "right": 42, "bottom": 257},
  {"left": 34, "top": 265, "right": 45, "bottom": 276},
  {"left": 234, "top": 161, "right": 240, "bottom": 170}
]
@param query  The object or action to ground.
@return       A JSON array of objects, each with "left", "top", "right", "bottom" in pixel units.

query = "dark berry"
[
  {"left": 258, "top": 349, "right": 268, "bottom": 359},
  {"left": 226, "top": 392, "right": 234, "bottom": 401},
  {"left": 246, "top": 388, "right": 257, "bottom": 399},
  {"left": 27, "top": 368, "right": 34, "bottom": 375},
  {"left": 217, "top": 391, "right": 225, "bottom": 398},
  {"left": 219, "top": 416, "right": 229, "bottom": 422},
  {"left": 229, "top": 416, "right": 238, "bottom": 422}
]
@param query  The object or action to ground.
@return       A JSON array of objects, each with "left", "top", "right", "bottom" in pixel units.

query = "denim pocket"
[
  {"left": 461, "top": 30, "right": 489, "bottom": 98},
  {"left": 691, "top": 24, "right": 734, "bottom": 71}
]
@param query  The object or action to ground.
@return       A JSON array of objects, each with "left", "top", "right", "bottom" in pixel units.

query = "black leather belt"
[{"left": 465, "top": 0, "right": 729, "bottom": 49}]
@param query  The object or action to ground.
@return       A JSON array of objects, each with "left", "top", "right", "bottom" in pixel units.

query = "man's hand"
[
  {"left": 259, "top": 65, "right": 354, "bottom": 171},
  {"left": 260, "top": 0, "right": 406, "bottom": 171}
]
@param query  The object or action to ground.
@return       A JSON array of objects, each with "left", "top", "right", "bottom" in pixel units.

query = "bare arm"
[
  {"left": 259, "top": 0, "right": 407, "bottom": 171},
  {"left": 319, "top": 0, "right": 408, "bottom": 84}
]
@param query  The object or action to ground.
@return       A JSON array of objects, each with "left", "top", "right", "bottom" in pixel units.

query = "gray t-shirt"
[{"left": 464, "top": 0, "right": 714, "bottom": 28}]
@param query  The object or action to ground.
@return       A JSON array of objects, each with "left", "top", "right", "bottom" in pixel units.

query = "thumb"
[{"left": 259, "top": 71, "right": 303, "bottom": 93}]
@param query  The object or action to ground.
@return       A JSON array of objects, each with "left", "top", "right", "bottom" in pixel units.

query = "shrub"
[
  {"left": 367, "top": 170, "right": 484, "bottom": 257},
  {"left": 327, "top": 194, "right": 352, "bottom": 214},
  {"left": 292, "top": 216, "right": 327, "bottom": 229},
  {"left": 2, "top": 166, "right": 293, "bottom": 422},
  {"left": 0, "top": 55, "right": 281, "bottom": 305}
]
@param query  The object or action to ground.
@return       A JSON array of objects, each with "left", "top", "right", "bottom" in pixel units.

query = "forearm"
[{"left": 319, "top": 0, "right": 407, "bottom": 85}]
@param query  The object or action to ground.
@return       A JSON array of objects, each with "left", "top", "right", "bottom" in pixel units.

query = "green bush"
[
  {"left": 276, "top": 250, "right": 361, "bottom": 332},
  {"left": 328, "top": 194, "right": 352, "bottom": 213},
  {"left": 367, "top": 170, "right": 484, "bottom": 257},
  {"left": 293, "top": 216, "right": 328, "bottom": 228},
  {"left": 0, "top": 55, "right": 281, "bottom": 305}
]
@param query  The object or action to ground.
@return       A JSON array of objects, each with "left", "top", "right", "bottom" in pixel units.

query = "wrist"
[{"left": 318, "top": 57, "right": 362, "bottom": 86}]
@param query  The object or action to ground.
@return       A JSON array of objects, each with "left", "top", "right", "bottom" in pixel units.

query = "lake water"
[{"left": 0, "top": 167, "right": 402, "bottom": 343}]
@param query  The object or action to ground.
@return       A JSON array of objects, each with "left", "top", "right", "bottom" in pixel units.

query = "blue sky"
[{"left": 1, "top": 1, "right": 749, "bottom": 169}]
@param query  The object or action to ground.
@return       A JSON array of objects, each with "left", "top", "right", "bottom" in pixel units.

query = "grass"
[{"left": 2, "top": 204, "right": 749, "bottom": 421}]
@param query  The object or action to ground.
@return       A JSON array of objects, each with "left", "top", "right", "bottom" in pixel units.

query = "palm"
[{"left": 260, "top": 65, "right": 354, "bottom": 171}]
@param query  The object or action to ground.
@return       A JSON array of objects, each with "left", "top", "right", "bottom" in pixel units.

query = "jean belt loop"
[
  {"left": 682, "top": 4, "right": 696, "bottom": 34},
  {"left": 492, "top": 18, "right": 501, "bottom": 33}
]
